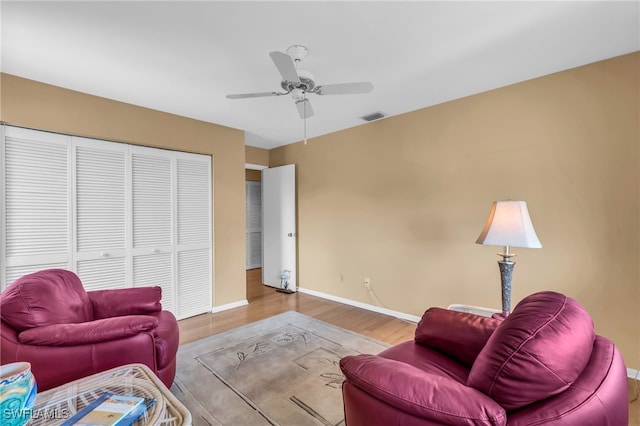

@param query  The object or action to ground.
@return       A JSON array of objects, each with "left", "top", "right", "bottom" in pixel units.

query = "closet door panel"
[
  {"left": 177, "top": 248, "right": 211, "bottom": 318},
  {"left": 131, "top": 151, "right": 172, "bottom": 248},
  {"left": 75, "top": 143, "right": 126, "bottom": 252},
  {"left": 175, "top": 155, "right": 212, "bottom": 318},
  {"left": 73, "top": 138, "right": 127, "bottom": 290},
  {"left": 2, "top": 127, "right": 71, "bottom": 289},
  {"left": 177, "top": 157, "right": 211, "bottom": 246},
  {"left": 131, "top": 147, "right": 174, "bottom": 310}
]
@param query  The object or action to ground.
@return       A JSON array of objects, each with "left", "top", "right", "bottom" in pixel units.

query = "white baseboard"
[
  {"left": 299, "top": 288, "right": 640, "bottom": 377},
  {"left": 297, "top": 287, "right": 421, "bottom": 323},
  {"left": 211, "top": 299, "right": 248, "bottom": 313}
]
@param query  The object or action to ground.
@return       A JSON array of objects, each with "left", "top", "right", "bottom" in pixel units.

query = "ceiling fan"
[{"left": 226, "top": 45, "right": 374, "bottom": 119}]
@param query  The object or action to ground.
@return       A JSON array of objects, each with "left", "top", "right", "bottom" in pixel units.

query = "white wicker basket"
[{"left": 30, "top": 364, "right": 190, "bottom": 426}]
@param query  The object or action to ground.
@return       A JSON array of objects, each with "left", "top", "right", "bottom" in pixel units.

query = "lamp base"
[{"left": 497, "top": 260, "right": 514, "bottom": 315}]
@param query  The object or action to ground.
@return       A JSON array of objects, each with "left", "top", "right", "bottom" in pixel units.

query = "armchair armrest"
[
  {"left": 88, "top": 286, "right": 162, "bottom": 319},
  {"left": 340, "top": 355, "right": 506, "bottom": 425},
  {"left": 17, "top": 316, "right": 158, "bottom": 346},
  {"left": 414, "top": 308, "right": 503, "bottom": 368}
]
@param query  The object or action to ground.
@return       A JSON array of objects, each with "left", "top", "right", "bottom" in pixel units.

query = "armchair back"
[
  {"left": 1, "top": 269, "right": 93, "bottom": 329},
  {"left": 467, "top": 291, "right": 595, "bottom": 410}
]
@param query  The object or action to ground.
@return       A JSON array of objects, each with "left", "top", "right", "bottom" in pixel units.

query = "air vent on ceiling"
[{"left": 361, "top": 112, "right": 386, "bottom": 122}]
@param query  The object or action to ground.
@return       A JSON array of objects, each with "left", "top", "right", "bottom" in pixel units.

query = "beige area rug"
[{"left": 170, "top": 311, "right": 389, "bottom": 426}]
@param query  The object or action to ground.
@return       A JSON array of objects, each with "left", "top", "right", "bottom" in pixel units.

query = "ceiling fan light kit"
[{"left": 226, "top": 44, "right": 374, "bottom": 120}]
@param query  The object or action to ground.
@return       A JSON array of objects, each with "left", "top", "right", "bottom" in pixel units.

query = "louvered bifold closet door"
[
  {"left": 130, "top": 146, "right": 174, "bottom": 313},
  {"left": 175, "top": 154, "right": 212, "bottom": 319},
  {"left": 73, "top": 137, "right": 127, "bottom": 290},
  {"left": 3, "top": 127, "right": 213, "bottom": 316},
  {"left": 1, "top": 127, "right": 71, "bottom": 289}
]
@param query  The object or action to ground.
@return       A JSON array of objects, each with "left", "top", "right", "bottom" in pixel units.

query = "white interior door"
[{"left": 262, "top": 164, "right": 296, "bottom": 290}]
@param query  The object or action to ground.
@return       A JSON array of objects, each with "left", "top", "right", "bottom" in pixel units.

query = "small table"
[{"left": 29, "top": 364, "right": 191, "bottom": 426}]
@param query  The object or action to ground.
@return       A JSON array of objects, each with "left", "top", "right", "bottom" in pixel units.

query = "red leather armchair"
[
  {"left": 340, "top": 291, "right": 628, "bottom": 425},
  {"left": 0, "top": 269, "right": 179, "bottom": 391}
]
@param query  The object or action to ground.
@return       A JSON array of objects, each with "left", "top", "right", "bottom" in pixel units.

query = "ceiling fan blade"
[
  {"left": 269, "top": 51, "right": 300, "bottom": 83},
  {"left": 226, "top": 92, "right": 281, "bottom": 99},
  {"left": 296, "top": 99, "right": 314, "bottom": 119},
  {"left": 315, "top": 82, "right": 374, "bottom": 95}
]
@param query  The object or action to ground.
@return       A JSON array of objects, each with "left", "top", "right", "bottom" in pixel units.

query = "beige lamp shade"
[{"left": 476, "top": 201, "right": 542, "bottom": 248}]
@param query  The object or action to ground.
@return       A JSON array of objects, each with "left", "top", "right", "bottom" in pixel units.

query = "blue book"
[{"left": 61, "top": 392, "right": 154, "bottom": 426}]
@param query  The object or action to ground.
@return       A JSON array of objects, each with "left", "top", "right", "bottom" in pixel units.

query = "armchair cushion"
[
  {"left": 415, "top": 308, "right": 502, "bottom": 368},
  {"left": 1, "top": 269, "right": 93, "bottom": 330},
  {"left": 17, "top": 316, "right": 159, "bottom": 346},
  {"left": 467, "top": 291, "right": 595, "bottom": 411},
  {"left": 89, "top": 286, "right": 162, "bottom": 319},
  {"left": 340, "top": 354, "right": 506, "bottom": 425}
]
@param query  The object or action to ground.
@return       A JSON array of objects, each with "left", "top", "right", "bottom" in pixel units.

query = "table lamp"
[{"left": 476, "top": 200, "right": 542, "bottom": 316}]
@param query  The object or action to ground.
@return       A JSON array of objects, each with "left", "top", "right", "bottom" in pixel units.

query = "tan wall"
[
  {"left": 270, "top": 53, "right": 640, "bottom": 368},
  {"left": 245, "top": 169, "right": 262, "bottom": 182},
  {"left": 0, "top": 74, "right": 247, "bottom": 307},
  {"left": 245, "top": 146, "right": 269, "bottom": 166}
]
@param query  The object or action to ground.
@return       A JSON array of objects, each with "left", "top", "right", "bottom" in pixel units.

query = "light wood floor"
[
  {"left": 177, "top": 268, "right": 639, "bottom": 425},
  {"left": 179, "top": 269, "right": 416, "bottom": 346}
]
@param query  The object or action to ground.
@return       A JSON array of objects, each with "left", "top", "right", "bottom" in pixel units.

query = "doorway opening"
[{"left": 245, "top": 169, "right": 267, "bottom": 301}]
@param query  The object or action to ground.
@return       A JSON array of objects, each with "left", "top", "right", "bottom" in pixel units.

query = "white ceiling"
[{"left": 2, "top": 1, "right": 639, "bottom": 150}]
